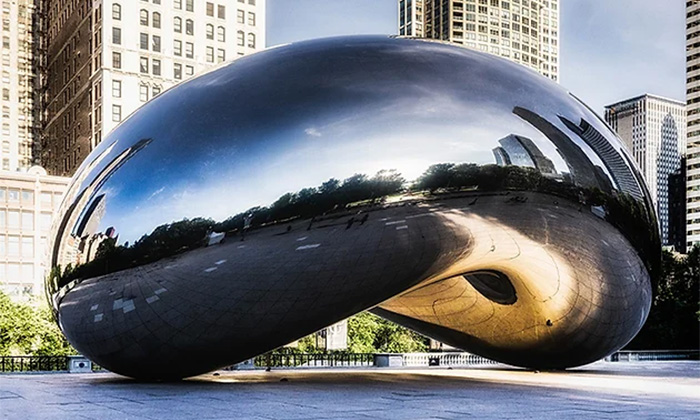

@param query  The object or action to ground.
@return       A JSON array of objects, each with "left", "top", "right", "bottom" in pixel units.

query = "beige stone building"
[
  {"left": 40, "top": 0, "right": 266, "bottom": 176},
  {"left": 687, "top": 0, "right": 700, "bottom": 250},
  {"left": 0, "top": 167, "right": 69, "bottom": 300},
  {"left": 0, "top": 0, "right": 37, "bottom": 172},
  {"left": 398, "top": 0, "right": 560, "bottom": 81}
]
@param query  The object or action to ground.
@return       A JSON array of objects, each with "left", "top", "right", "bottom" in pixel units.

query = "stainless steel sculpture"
[{"left": 47, "top": 36, "right": 659, "bottom": 380}]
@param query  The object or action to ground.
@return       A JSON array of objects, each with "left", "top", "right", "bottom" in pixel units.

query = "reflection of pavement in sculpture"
[
  {"left": 375, "top": 193, "right": 649, "bottom": 368},
  {"left": 58, "top": 201, "right": 472, "bottom": 379},
  {"left": 58, "top": 193, "right": 648, "bottom": 377},
  {"left": 48, "top": 36, "right": 657, "bottom": 379}
]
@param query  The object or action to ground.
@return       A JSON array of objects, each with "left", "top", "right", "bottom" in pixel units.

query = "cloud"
[{"left": 305, "top": 127, "right": 322, "bottom": 137}]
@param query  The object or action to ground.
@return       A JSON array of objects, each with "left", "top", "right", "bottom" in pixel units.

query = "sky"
[{"left": 266, "top": 0, "right": 686, "bottom": 114}]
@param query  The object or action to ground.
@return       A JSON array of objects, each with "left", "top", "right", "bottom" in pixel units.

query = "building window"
[
  {"left": 218, "top": 4, "right": 226, "bottom": 19},
  {"left": 217, "top": 48, "right": 225, "bottom": 63},
  {"left": 186, "top": 19, "right": 194, "bottom": 35},
  {"left": 153, "top": 12, "right": 161, "bottom": 28},
  {"left": 153, "top": 85, "right": 162, "bottom": 97},
  {"left": 140, "top": 83, "right": 149, "bottom": 102},
  {"left": 248, "top": 12, "right": 255, "bottom": 26},
  {"left": 174, "top": 63, "right": 182, "bottom": 80},
  {"left": 140, "top": 9, "right": 149, "bottom": 26},
  {"left": 217, "top": 26, "right": 225, "bottom": 42},
  {"left": 112, "top": 27, "right": 122, "bottom": 44},
  {"left": 186, "top": 65, "right": 194, "bottom": 76},
  {"left": 140, "top": 33, "right": 149, "bottom": 50},
  {"left": 174, "top": 0, "right": 182, "bottom": 9},
  {"left": 206, "top": 46, "right": 214, "bottom": 63},
  {"left": 247, "top": 32, "right": 255, "bottom": 48},
  {"left": 174, "top": 40, "right": 182, "bottom": 56},
  {"left": 140, "top": 57, "right": 149, "bottom": 73},
  {"left": 112, "top": 51, "right": 122, "bottom": 69},
  {"left": 8, "top": 236, "right": 18, "bottom": 256},
  {"left": 174, "top": 17, "right": 182, "bottom": 33},
  {"left": 186, "top": 0, "right": 194, "bottom": 12},
  {"left": 152, "top": 35, "right": 161, "bottom": 52},
  {"left": 152, "top": 59, "right": 161, "bottom": 76},
  {"left": 112, "top": 80, "right": 121, "bottom": 97},
  {"left": 21, "top": 237, "right": 33, "bottom": 258},
  {"left": 8, "top": 210, "right": 18, "bottom": 228},
  {"left": 206, "top": 2, "right": 214, "bottom": 16},
  {"left": 237, "top": 9, "right": 244, "bottom": 24},
  {"left": 112, "top": 4, "right": 121, "bottom": 20},
  {"left": 21, "top": 212, "right": 33, "bottom": 230},
  {"left": 112, "top": 105, "right": 122, "bottom": 122},
  {"left": 8, "top": 189, "right": 19, "bottom": 201},
  {"left": 237, "top": 30, "right": 244, "bottom": 46},
  {"left": 40, "top": 213, "right": 52, "bottom": 231},
  {"left": 185, "top": 42, "right": 194, "bottom": 58},
  {"left": 206, "top": 24, "right": 214, "bottom": 40}
]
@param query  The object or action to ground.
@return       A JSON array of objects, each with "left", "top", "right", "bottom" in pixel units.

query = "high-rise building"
[
  {"left": 686, "top": 0, "right": 700, "bottom": 251},
  {"left": 398, "top": 0, "right": 560, "bottom": 82},
  {"left": 0, "top": 0, "right": 38, "bottom": 172},
  {"left": 0, "top": 166, "right": 69, "bottom": 301},
  {"left": 604, "top": 94, "right": 687, "bottom": 247},
  {"left": 39, "top": 0, "right": 266, "bottom": 177}
]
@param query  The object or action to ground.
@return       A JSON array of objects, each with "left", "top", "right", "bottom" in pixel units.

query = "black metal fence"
[
  {"left": 608, "top": 350, "right": 700, "bottom": 362},
  {"left": 254, "top": 352, "right": 375, "bottom": 368},
  {"left": 0, "top": 356, "right": 67, "bottom": 373}
]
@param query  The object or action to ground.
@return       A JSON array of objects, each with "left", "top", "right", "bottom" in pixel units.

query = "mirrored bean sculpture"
[{"left": 47, "top": 36, "right": 659, "bottom": 380}]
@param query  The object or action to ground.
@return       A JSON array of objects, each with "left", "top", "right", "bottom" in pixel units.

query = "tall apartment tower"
[
  {"left": 604, "top": 95, "right": 687, "bottom": 248},
  {"left": 686, "top": 0, "right": 700, "bottom": 251},
  {"left": 0, "top": 1, "right": 37, "bottom": 172},
  {"left": 398, "top": 0, "right": 560, "bottom": 82},
  {"left": 39, "top": 0, "right": 266, "bottom": 177}
]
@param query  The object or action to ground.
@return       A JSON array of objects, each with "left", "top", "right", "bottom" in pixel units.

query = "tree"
[
  {"left": 0, "top": 291, "right": 74, "bottom": 356},
  {"left": 627, "top": 246, "right": 700, "bottom": 349},
  {"left": 347, "top": 312, "right": 428, "bottom": 353}
]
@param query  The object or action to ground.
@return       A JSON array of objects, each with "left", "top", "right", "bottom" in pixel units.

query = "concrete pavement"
[{"left": 1, "top": 361, "right": 698, "bottom": 419}]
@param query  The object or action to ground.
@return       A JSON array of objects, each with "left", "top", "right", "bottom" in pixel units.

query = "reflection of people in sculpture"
[{"left": 241, "top": 213, "right": 253, "bottom": 241}]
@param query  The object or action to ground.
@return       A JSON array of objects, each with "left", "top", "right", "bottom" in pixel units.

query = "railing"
[
  {"left": 402, "top": 352, "right": 498, "bottom": 367},
  {"left": 607, "top": 350, "right": 700, "bottom": 362},
  {"left": 0, "top": 356, "right": 68, "bottom": 373},
  {"left": 254, "top": 352, "right": 375, "bottom": 368}
]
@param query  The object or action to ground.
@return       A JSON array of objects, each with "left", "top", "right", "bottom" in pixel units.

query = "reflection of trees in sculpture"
[
  {"left": 52, "top": 171, "right": 405, "bottom": 289},
  {"left": 415, "top": 162, "right": 660, "bottom": 286},
  {"left": 214, "top": 170, "right": 405, "bottom": 233},
  {"left": 51, "top": 162, "right": 659, "bottom": 291}
]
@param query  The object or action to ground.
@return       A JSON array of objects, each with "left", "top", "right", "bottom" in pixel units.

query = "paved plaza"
[{"left": 0, "top": 361, "right": 698, "bottom": 419}]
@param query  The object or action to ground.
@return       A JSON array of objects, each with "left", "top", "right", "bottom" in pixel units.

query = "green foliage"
[
  {"left": 347, "top": 312, "right": 428, "bottom": 353},
  {"left": 627, "top": 245, "right": 700, "bottom": 349},
  {"left": 0, "top": 291, "right": 75, "bottom": 356}
]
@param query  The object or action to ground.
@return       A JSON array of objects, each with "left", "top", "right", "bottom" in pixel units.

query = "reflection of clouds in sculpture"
[{"left": 48, "top": 36, "right": 658, "bottom": 381}]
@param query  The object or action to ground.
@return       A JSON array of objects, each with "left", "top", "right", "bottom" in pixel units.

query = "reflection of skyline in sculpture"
[
  {"left": 51, "top": 138, "right": 152, "bottom": 269},
  {"left": 492, "top": 134, "right": 557, "bottom": 176},
  {"left": 560, "top": 117, "right": 644, "bottom": 201},
  {"left": 514, "top": 106, "right": 614, "bottom": 194},
  {"left": 46, "top": 36, "right": 657, "bottom": 380}
]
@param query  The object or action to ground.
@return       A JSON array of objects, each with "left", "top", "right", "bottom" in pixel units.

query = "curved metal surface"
[{"left": 47, "top": 36, "right": 658, "bottom": 379}]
